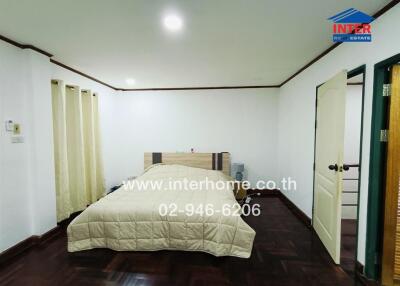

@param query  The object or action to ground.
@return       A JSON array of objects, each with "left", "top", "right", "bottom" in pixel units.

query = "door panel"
[
  {"left": 313, "top": 71, "right": 347, "bottom": 264},
  {"left": 382, "top": 65, "right": 400, "bottom": 286}
]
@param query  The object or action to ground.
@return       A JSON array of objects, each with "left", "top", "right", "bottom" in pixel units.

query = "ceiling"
[{"left": 0, "top": 0, "right": 391, "bottom": 89}]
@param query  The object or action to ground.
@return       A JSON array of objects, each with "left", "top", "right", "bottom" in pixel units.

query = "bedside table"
[{"left": 233, "top": 182, "right": 247, "bottom": 200}]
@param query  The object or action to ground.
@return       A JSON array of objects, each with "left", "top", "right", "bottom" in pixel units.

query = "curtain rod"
[
  {"left": 66, "top": 85, "right": 76, "bottom": 90},
  {"left": 52, "top": 80, "right": 95, "bottom": 96}
]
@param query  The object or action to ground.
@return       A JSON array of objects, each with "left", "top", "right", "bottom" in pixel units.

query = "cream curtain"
[
  {"left": 92, "top": 94, "right": 105, "bottom": 199},
  {"left": 81, "top": 90, "right": 105, "bottom": 204},
  {"left": 51, "top": 81, "right": 72, "bottom": 221},
  {"left": 51, "top": 81, "right": 105, "bottom": 222},
  {"left": 65, "top": 85, "right": 87, "bottom": 213}
]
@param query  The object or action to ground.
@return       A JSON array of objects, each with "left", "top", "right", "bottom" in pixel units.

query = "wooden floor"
[
  {"left": 341, "top": 219, "right": 358, "bottom": 277},
  {"left": 0, "top": 197, "right": 361, "bottom": 285}
]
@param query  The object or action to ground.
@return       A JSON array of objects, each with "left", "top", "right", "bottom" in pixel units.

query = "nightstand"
[{"left": 233, "top": 182, "right": 247, "bottom": 200}]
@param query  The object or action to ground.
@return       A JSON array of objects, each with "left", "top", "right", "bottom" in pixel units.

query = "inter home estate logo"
[{"left": 328, "top": 8, "right": 374, "bottom": 42}]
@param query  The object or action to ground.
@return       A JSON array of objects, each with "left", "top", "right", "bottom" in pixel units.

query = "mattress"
[{"left": 67, "top": 164, "right": 256, "bottom": 258}]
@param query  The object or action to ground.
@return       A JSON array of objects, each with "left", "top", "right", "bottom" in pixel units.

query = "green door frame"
[{"left": 365, "top": 53, "right": 400, "bottom": 280}]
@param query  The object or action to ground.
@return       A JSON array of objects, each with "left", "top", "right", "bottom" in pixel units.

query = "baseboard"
[
  {"left": 0, "top": 236, "right": 38, "bottom": 266},
  {"left": 277, "top": 191, "right": 312, "bottom": 228},
  {"left": 355, "top": 262, "right": 380, "bottom": 285},
  {"left": 247, "top": 188, "right": 281, "bottom": 197},
  {"left": 247, "top": 188, "right": 312, "bottom": 228},
  {"left": 37, "top": 225, "right": 64, "bottom": 245},
  {"left": 0, "top": 227, "right": 62, "bottom": 266},
  {"left": 0, "top": 210, "right": 84, "bottom": 265}
]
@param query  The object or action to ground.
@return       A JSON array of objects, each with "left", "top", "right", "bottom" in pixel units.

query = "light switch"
[{"left": 5, "top": 120, "right": 14, "bottom": 132}]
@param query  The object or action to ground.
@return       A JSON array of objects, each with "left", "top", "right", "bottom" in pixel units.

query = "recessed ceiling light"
[
  {"left": 126, "top": 78, "right": 136, "bottom": 85},
  {"left": 163, "top": 14, "right": 183, "bottom": 31}
]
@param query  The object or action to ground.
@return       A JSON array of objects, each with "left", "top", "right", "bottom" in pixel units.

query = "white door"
[{"left": 313, "top": 71, "right": 347, "bottom": 264}]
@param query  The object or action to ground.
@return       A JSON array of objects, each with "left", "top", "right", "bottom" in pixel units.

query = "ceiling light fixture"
[
  {"left": 163, "top": 14, "right": 183, "bottom": 31},
  {"left": 126, "top": 78, "right": 136, "bottom": 85}
]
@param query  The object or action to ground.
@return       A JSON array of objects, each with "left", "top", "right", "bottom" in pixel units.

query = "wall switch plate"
[
  {"left": 5, "top": 120, "right": 14, "bottom": 132},
  {"left": 11, "top": 136, "right": 24, "bottom": 143}
]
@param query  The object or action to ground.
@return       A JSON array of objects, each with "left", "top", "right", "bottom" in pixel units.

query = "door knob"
[
  {"left": 328, "top": 164, "right": 338, "bottom": 171},
  {"left": 342, "top": 164, "right": 359, "bottom": 171}
]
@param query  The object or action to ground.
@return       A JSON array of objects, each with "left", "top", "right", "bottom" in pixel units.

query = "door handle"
[
  {"left": 343, "top": 164, "right": 359, "bottom": 171},
  {"left": 328, "top": 164, "right": 338, "bottom": 171}
]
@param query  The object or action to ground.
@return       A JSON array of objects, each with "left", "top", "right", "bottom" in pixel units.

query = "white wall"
[
  {"left": 0, "top": 40, "right": 117, "bottom": 252},
  {"left": 100, "top": 89, "right": 279, "bottom": 189},
  {"left": 277, "top": 5, "right": 400, "bottom": 264},
  {"left": 0, "top": 43, "right": 57, "bottom": 252},
  {"left": 0, "top": 42, "right": 33, "bottom": 252},
  {"left": 25, "top": 50, "right": 57, "bottom": 235}
]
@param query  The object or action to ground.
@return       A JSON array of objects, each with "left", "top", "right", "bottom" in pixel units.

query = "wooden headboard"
[{"left": 144, "top": 152, "right": 231, "bottom": 176}]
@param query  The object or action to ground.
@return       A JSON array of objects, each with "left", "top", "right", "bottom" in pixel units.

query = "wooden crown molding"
[
  {"left": 50, "top": 59, "right": 117, "bottom": 90},
  {"left": 0, "top": 34, "right": 53, "bottom": 57},
  {"left": 51, "top": 59, "right": 280, "bottom": 91},
  {"left": 0, "top": 34, "right": 280, "bottom": 91},
  {"left": 0, "top": 0, "right": 398, "bottom": 91},
  {"left": 118, "top": 85, "right": 280, "bottom": 91},
  {"left": 280, "top": 0, "right": 400, "bottom": 87}
]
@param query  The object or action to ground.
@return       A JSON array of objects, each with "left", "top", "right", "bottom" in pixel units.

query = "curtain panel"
[
  {"left": 51, "top": 81, "right": 105, "bottom": 222},
  {"left": 81, "top": 90, "right": 105, "bottom": 204}
]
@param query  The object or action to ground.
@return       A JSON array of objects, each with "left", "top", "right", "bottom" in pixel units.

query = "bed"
[{"left": 67, "top": 153, "right": 256, "bottom": 258}]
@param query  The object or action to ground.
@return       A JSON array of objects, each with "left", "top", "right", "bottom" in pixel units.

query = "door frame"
[
  {"left": 312, "top": 65, "right": 366, "bottom": 266},
  {"left": 365, "top": 53, "right": 400, "bottom": 280}
]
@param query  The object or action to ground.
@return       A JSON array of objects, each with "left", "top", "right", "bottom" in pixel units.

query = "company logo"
[{"left": 328, "top": 8, "right": 374, "bottom": 42}]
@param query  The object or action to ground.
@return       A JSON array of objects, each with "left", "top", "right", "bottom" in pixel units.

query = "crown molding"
[
  {"left": 0, "top": 0, "right": 398, "bottom": 91},
  {"left": 280, "top": 0, "right": 400, "bottom": 87},
  {"left": 50, "top": 59, "right": 117, "bottom": 90},
  {"left": 118, "top": 85, "right": 280, "bottom": 91},
  {"left": 0, "top": 34, "right": 53, "bottom": 57}
]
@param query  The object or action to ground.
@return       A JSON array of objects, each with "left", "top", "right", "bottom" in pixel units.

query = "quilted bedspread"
[{"left": 67, "top": 164, "right": 256, "bottom": 258}]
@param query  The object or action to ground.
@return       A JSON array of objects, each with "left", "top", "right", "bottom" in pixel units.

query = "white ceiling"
[{"left": 0, "top": 0, "right": 391, "bottom": 89}]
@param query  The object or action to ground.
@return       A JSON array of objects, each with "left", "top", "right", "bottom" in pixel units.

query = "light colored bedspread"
[{"left": 67, "top": 164, "right": 256, "bottom": 258}]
